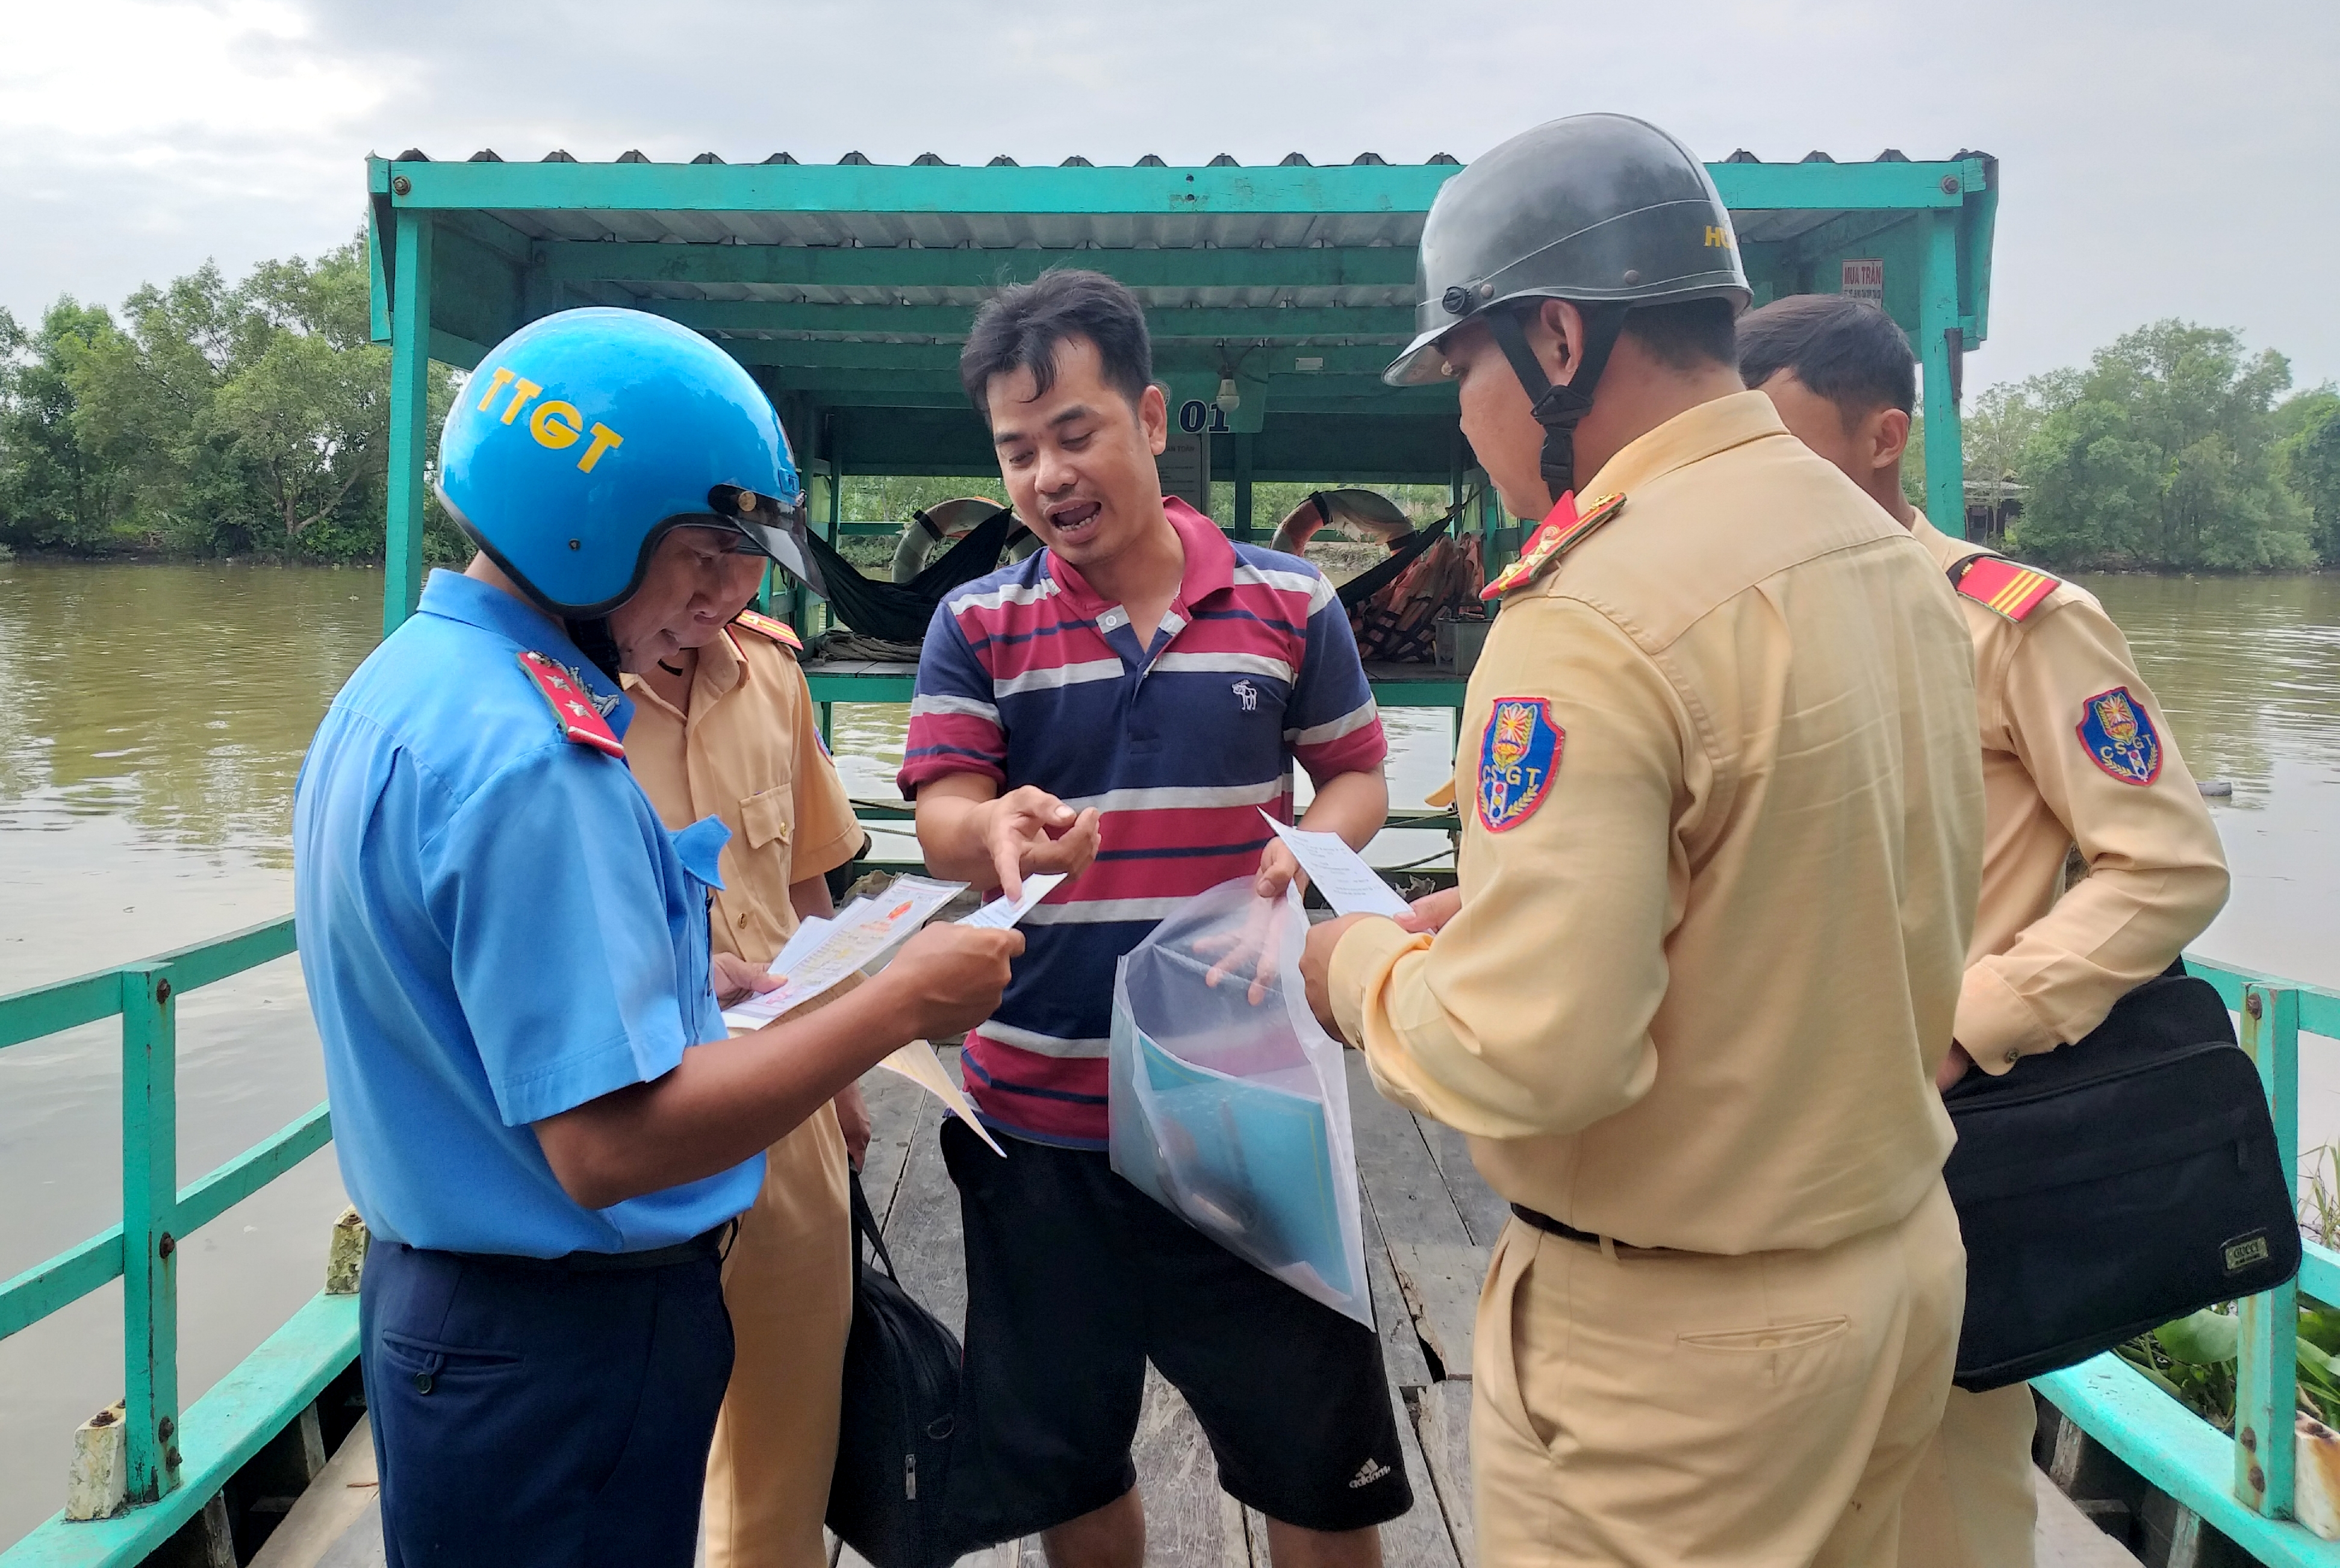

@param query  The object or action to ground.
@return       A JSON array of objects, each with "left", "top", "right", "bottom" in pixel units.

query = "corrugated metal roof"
[
  {"left": 400, "top": 143, "right": 1981, "bottom": 257},
  {"left": 384, "top": 145, "right": 1992, "bottom": 362}
]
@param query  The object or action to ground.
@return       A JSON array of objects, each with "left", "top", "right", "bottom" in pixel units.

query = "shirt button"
[
  {"left": 1758, "top": 1337, "right": 1778, "bottom": 1350},
  {"left": 413, "top": 1371, "right": 435, "bottom": 1395},
  {"left": 736, "top": 912, "right": 749, "bottom": 926},
  {"left": 2003, "top": 1048, "right": 2021, "bottom": 1067}
]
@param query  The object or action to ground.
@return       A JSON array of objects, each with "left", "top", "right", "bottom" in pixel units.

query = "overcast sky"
[{"left": 3, "top": 0, "right": 2334, "bottom": 397}]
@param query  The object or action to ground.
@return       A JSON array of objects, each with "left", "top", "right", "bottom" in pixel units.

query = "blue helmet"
[{"left": 437, "top": 307, "right": 804, "bottom": 617}]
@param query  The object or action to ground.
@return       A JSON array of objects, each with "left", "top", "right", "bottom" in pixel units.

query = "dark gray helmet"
[{"left": 1387, "top": 114, "right": 1749, "bottom": 500}]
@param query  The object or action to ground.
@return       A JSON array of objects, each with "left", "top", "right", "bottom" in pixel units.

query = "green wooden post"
[
  {"left": 1918, "top": 207, "right": 1964, "bottom": 537},
  {"left": 119, "top": 965, "right": 182, "bottom": 1504},
  {"left": 2236, "top": 981, "right": 2301, "bottom": 1518},
  {"left": 820, "top": 458, "right": 841, "bottom": 636},
  {"left": 384, "top": 211, "right": 436, "bottom": 636},
  {"left": 815, "top": 455, "right": 838, "bottom": 741},
  {"left": 1234, "top": 434, "right": 1254, "bottom": 541}
]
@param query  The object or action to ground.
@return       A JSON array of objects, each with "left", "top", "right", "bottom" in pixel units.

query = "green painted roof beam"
[
  {"left": 650, "top": 299, "right": 1413, "bottom": 338},
  {"left": 755, "top": 375, "right": 1445, "bottom": 410},
  {"left": 727, "top": 338, "right": 1407, "bottom": 375},
  {"left": 538, "top": 241, "right": 1417, "bottom": 290},
  {"left": 378, "top": 158, "right": 1457, "bottom": 214},
  {"left": 373, "top": 154, "right": 1979, "bottom": 217}
]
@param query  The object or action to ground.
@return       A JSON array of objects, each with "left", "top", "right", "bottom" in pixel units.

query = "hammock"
[{"left": 789, "top": 505, "right": 1019, "bottom": 644}]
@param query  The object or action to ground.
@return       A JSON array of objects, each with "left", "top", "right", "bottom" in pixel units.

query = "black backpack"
[
  {"left": 827, "top": 1171, "right": 965, "bottom": 1568},
  {"left": 1943, "top": 963, "right": 2301, "bottom": 1391}
]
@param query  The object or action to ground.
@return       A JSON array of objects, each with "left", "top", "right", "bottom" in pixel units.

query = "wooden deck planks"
[
  {"left": 1375, "top": 1377, "right": 1466, "bottom": 1568},
  {"left": 854, "top": 1060, "right": 931, "bottom": 1228},
  {"left": 1360, "top": 1177, "right": 1435, "bottom": 1391},
  {"left": 1408, "top": 1382, "right": 1477, "bottom": 1568},
  {"left": 1127, "top": 1364, "right": 1250, "bottom": 1568},
  {"left": 1411, "top": 1115, "right": 1510, "bottom": 1250},
  {"left": 2033, "top": 1469, "right": 2146, "bottom": 1565},
  {"left": 873, "top": 1061, "right": 968, "bottom": 1336},
  {"left": 1343, "top": 1054, "right": 1489, "bottom": 1381}
]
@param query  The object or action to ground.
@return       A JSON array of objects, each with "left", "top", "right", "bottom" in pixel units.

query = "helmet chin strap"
[
  {"left": 1485, "top": 303, "right": 1626, "bottom": 508},
  {"left": 563, "top": 616, "right": 625, "bottom": 683}
]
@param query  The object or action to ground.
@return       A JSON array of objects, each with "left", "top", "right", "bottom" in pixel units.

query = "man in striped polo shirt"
[{"left": 901, "top": 269, "right": 1411, "bottom": 1568}]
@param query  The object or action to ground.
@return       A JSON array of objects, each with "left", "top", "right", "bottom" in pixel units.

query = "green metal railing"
[
  {"left": 2036, "top": 957, "right": 2340, "bottom": 1566},
  {"left": 0, "top": 918, "right": 359, "bottom": 1565}
]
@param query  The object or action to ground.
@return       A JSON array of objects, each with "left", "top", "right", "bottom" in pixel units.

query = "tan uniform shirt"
[
  {"left": 1331, "top": 391, "right": 1984, "bottom": 1254},
  {"left": 623, "top": 620, "right": 862, "bottom": 964},
  {"left": 1909, "top": 518, "right": 2229, "bottom": 1073}
]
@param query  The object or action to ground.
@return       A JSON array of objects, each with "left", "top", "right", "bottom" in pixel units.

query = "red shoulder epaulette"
[
  {"left": 516, "top": 651, "right": 625, "bottom": 758},
  {"left": 1481, "top": 491, "right": 1628, "bottom": 601},
  {"left": 731, "top": 608, "right": 803, "bottom": 650},
  {"left": 1949, "top": 555, "right": 2060, "bottom": 623}
]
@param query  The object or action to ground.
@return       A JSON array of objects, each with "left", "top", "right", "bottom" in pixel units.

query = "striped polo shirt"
[{"left": 898, "top": 499, "right": 1388, "bottom": 1147}]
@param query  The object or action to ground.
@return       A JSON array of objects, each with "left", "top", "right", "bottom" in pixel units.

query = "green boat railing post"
[
  {"left": 2236, "top": 981, "right": 2303, "bottom": 1519},
  {"left": 383, "top": 208, "right": 436, "bottom": 637},
  {"left": 1918, "top": 205, "right": 1966, "bottom": 537},
  {"left": 118, "top": 964, "right": 183, "bottom": 1505}
]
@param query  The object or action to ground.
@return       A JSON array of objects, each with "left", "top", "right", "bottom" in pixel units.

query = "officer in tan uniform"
[
  {"left": 1295, "top": 113, "right": 1986, "bottom": 1567},
  {"left": 1740, "top": 291, "right": 2231, "bottom": 1567},
  {"left": 621, "top": 534, "right": 870, "bottom": 1568}
]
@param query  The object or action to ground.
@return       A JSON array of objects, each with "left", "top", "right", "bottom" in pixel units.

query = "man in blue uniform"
[{"left": 294, "top": 308, "right": 1019, "bottom": 1567}]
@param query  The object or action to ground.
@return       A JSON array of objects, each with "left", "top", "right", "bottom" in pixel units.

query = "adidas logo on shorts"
[{"left": 1348, "top": 1458, "right": 1392, "bottom": 1489}]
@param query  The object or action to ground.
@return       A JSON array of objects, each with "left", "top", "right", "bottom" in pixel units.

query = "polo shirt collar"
[
  {"left": 1578, "top": 390, "right": 1794, "bottom": 502},
  {"left": 1044, "top": 496, "right": 1234, "bottom": 616},
  {"left": 417, "top": 567, "right": 632, "bottom": 734}
]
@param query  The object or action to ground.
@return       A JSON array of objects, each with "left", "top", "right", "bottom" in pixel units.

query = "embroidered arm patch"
[
  {"left": 1477, "top": 697, "right": 1563, "bottom": 831},
  {"left": 2076, "top": 685, "right": 2162, "bottom": 785}
]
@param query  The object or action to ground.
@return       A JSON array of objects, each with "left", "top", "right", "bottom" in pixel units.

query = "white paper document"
[
  {"left": 959, "top": 872, "right": 1068, "bottom": 930},
  {"left": 721, "top": 875, "right": 965, "bottom": 1030},
  {"left": 720, "top": 870, "right": 1066, "bottom": 1154},
  {"left": 1259, "top": 810, "right": 1411, "bottom": 918}
]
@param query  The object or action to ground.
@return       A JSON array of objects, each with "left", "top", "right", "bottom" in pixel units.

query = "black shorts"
[{"left": 939, "top": 1116, "right": 1412, "bottom": 1544}]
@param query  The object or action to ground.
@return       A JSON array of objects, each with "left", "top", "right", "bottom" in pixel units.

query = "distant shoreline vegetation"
[{"left": 4, "top": 236, "right": 2336, "bottom": 574}]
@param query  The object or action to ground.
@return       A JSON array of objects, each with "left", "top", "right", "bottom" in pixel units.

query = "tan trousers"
[
  {"left": 703, "top": 1108, "right": 856, "bottom": 1568},
  {"left": 1472, "top": 1181, "right": 1966, "bottom": 1567},
  {"left": 1895, "top": 1383, "right": 2040, "bottom": 1567}
]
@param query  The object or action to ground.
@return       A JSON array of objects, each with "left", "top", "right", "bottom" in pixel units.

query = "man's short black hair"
[
  {"left": 960, "top": 268, "right": 1153, "bottom": 415},
  {"left": 1619, "top": 297, "right": 1738, "bottom": 372},
  {"left": 1736, "top": 293, "right": 1917, "bottom": 415}
]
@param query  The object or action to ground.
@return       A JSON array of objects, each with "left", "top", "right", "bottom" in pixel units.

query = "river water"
[{"left": 0, "top": 559, "right": 2335, "bottom": 1539}]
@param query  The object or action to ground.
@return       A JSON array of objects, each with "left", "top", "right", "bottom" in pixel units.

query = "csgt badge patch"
[
  {"left": 2077, "top": 685, "right": 2163, "bottom": 786},
  {"left": 1477, "top": 697, "right": 1562, "bottom": 832}
]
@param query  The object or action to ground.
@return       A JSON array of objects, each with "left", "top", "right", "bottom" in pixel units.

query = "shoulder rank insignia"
[
  {"left": 517, "top": 650, "right": 625, "bottom": 758},
  {"left": 1481, "top": 491, "right": 1626, "bottom": 602},
  {"left": 1477, "top": 697, "right": 1563, "bottom": 832},
  {"left": 731, "top": 608, "right": 803, "bottom": 651},
  {"left": 1949, "top": 554, "right": 2060, "bottom": 622},
  {"left": 2076, "top": 685, "right": 2162, "bottom": 786}
]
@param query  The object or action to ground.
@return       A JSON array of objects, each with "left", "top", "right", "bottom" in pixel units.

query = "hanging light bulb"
[{"left": 1215, "top": 376, "right": 1241, "bottom": 412}]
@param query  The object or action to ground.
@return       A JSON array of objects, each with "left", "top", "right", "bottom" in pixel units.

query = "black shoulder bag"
[
  {"left": 827, "top": 1170, "right": 965, "bottom": 1568},
  {"left": 1943, "top": 962, "right": 2301, "bottom": 1390}
]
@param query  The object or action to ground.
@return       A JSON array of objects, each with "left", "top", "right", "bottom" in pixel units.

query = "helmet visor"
[
  {"left": 708, "top": 484, "right": 827, "bottom": 599},
  {"left": 1383, "top": 326, "right": 1461, "bottom": 388}
]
